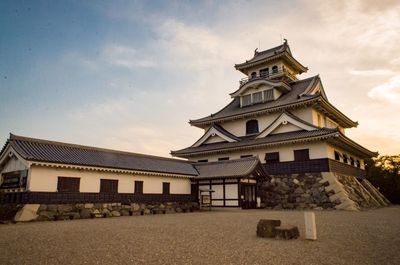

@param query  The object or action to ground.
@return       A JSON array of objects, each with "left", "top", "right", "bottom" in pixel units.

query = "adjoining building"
[{"left": 0, "top": 41, "right": 389, "bottom": 222}]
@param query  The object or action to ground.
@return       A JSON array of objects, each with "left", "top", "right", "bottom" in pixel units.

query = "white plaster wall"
[
  {"left": 1, "top": 157, "right": 28, "bottom": 174},
  {"left": 218, "top": 107, "right": 314, "bottom": 138},
  {"left": 293, "top": 108, "right": 313, "bottom": 124},
  {"left": 221, "top": 113, "right": 280, "bottom": 137},
  {"left": 211, "top": 185, "right": 223, "bottom": 199},
  {"left": 28, "top": 166, "right": 191, "bottom": 194},
  {"left": 326, "top": 144, "right": 365, "bottom": 169},
  {"left": 225, "top": 184, "right": 238, "bottom": 199},
  {"left": 203, "top": 135, "right": 226, "bottom": 144},
  {"left": 270, "top": 123, "right": 302, "bottom": 134},
  {"left": 225, "top": 200, "right": 239, "bottom": 206},
  {"left": 189, "top": 142, "right": 329, "bottom": 163}
]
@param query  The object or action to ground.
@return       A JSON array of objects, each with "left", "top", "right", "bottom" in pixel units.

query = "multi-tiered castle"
[{"left": 172, "top": 40, "right": 387, "bottom": 210}]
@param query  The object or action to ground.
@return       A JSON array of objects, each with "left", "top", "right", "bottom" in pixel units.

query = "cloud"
[
  {"left": 368, "top": 75, "right": 400, "bottom": 104},
  {"left": 102, "top": 45, "right": 158, "bottom": 69},
  {"left": 348, "top": 69, "right": 395, "bottom": 76}
]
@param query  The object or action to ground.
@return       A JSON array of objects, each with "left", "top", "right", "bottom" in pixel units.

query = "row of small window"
[
  {"left": 197, "top": 149, "right": 310, "bottom": 163},
  {"left": 250, "top": 66, "right": 280, "bottom": 79},
  {"left": 334, "top": 151, "right": 361, "bottom": 168},
  {"left": 242, "top": 89, "right": 274, "bottom": 107},
  {"left": 57, "top": 177, "right": 171, "bottom": 194}
]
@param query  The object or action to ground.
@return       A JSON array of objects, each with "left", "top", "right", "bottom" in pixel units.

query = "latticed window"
[
  {"left": 253, "top": 92, "right": 263, "bottom": 104},
  {"left": 242, "top": 94, "right": 252, "bottom": 106},
  {"left": 260, "top": 68, "right": 269, "bottom": 78},
  {"left": 57, "top": 177, "right": 80, "bottom": 192},
  {"left": 246, "top": 120, "right": 259, "bottom": 135},
  {"left": 263, "top": 89, "right": 274, "bottom": 101},
  {"left": 272, "top": 65, "right": 278, "bottom": 73},
  {"left": 294, "top": 149, "right": 310, "bottom": 161},
  {"left": 163, "top": 182, "right": 170, "bottom": 195},
  {"left": 265, "top": 152, "right": 279, "bottom": 163},
  {"left": 134, "top": 181, "right": 143, "bottom": 194},
  {"left": 334, "top": 151, "right": 341, "bottom": 161},
  {"left": 100, "top": 179, "right": 118, "bottom": 193}
]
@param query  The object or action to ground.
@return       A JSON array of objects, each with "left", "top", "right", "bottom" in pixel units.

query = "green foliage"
[{"left": 366, "top": 155, "right": 400, "bottom": 204}]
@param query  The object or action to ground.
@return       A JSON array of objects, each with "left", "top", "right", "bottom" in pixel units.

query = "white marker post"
[{"left": 304, "top": 212, "right": 317, "bottom": 240}]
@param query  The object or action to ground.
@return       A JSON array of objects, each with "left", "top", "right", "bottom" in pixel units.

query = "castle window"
[
  {"left": 218, "top": 157, "right": 229, "bottom": 161},
  {"left": 162, "top": 182, "right": 170, "bottom": 195},
  {"left": 242, "top": 94, "right": 251, "bottom": 106},
  {"left": 246, "top": 120, "right": 259, "bottom": 135},
  {"left": 265, "top": 152, "right": 279, "bottom": 163},
  {"left": 251, "top": 72, "right": 257, "bottom": 79},
  {"left": 263, "top": 89, "right": 274, "bottom": 101},
  {"left": 198, "top": 159, "right": 208, "bottom": 163},
  {"left": 57, "top": 177, "right": 80, "bottom": 192},
  {"left": 356, "top": 160, "right": 361, "bottom": 168},
  {"left": 272, "top": 65, "right": 278, "bottom": 73},
  {"left": 260, "top": 68, "right": 269, "bottom": 78},
  {"left": 253, "top": 92, "right": 263, "bottom": 103},
  {"left": 343, "top": 154, "right": 348, "bottom": 164},
  {"left": 294, "top": 149, "right": 309, "bottom": 161},
  {"left": 134, "top": 181, "right": 143, "bottom": 194},
  {"left": 240, "top": 154, "right": 253, "bottom": 158},
  {"left": 334, "top": 151, "right": 340, "bottom": 161},
  {"left": 100, "top": 179, "right": 118, "bottom": 193},
  {"left": 350, "top": 157, "right": 355, "bottom": 166}
]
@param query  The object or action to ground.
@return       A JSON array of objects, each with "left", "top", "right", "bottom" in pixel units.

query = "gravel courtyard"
[{"left": 1, "top": 206, "right": 399, "bottom": 265}]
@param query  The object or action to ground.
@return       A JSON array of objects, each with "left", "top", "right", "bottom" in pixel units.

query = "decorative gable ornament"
[
  {"left": 256, "top": 112, "right": 317, "bottom": 138},
  {"left": 191, "top": 126, "right": 239, "bottom": 147}
]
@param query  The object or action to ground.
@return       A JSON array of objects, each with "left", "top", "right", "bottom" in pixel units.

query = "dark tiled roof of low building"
[
  {"left": 172, "top": 128, "right": 339, "bottom": 156},
  {"left": 190, "top": 75, "right": 319, "bottom": 125},
  {"left": 193, "top": 157, "right": 265, "bottom": 179},
  {"left": 5, "top": 134, "right": 198, "bottom": 176}
]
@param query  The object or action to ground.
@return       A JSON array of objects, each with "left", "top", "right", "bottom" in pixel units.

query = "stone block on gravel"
[
  {"left": 275, "top": 225, "right": 299, "bottom": 240},
  {"left": 111, "top": 210, "right": 121, "bottom": 217},
  {"left": 121, "top": 209, "right": 130, "bottom": 216},
  {"left": 257, "top": 219, "right": 281, "bottom": 238}
]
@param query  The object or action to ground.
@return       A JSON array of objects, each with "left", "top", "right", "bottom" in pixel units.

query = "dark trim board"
[
  {"left": 2, "top": 192, "right": 196, "bottom": 204},
  {"left": 263, "top": 158, "right": 366, "bottom": 178}
]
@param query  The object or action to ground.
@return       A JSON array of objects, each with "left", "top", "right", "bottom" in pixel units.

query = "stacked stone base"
[
  {"left": 259, "top": 173, "right": 338, "bottom": 210},
  {"left": 259, "top": 172, "right": 389, "bottom": 211},
  {"left": 6, "top": 202, "right": 199, "bottom": 222}
]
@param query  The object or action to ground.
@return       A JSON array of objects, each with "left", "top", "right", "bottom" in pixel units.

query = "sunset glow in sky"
[{"left": 1, "top": 0, "right": 399, "bottom": 157}]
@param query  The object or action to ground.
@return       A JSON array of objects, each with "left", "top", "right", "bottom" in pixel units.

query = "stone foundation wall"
[
  {"left": 258, "top": 172, "right": 389, "bottom": 211},
  {"left": 4, "top": 201, "right": 199, "bottom": 222},
  {"left": 258, "top": 173, "right": 338, "bottom": 210}
]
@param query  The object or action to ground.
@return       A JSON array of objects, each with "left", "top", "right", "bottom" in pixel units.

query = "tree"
[{"left": 366, "top": 155, "right": 400, "bottom": 204}]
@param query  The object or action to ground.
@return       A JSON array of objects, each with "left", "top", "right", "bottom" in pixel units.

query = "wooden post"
[{"left": 304, "top": 212, "right": 317, "bottom": 240}]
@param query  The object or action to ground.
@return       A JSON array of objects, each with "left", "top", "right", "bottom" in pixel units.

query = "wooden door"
[{"left": 241, "top": 184, "right": 256, "bottom": 209}]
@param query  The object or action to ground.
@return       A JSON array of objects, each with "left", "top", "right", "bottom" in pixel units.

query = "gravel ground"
[{"left": 1, "top": 206, "right": 400, "bottom": 265}]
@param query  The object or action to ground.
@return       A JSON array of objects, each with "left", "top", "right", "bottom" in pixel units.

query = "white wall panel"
[{"left": 225, "top": 184, "right": 238, "bottom": 199}]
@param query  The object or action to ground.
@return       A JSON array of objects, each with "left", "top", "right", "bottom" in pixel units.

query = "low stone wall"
[
  {"left": 4, "top": 201, "right": 199, "bottom": 222},
  {"left": 258, "top": 173, "right": 338, "bottom": 210},
  {"left": 258, "top": 172, "right": 389, "bottom": 211}
]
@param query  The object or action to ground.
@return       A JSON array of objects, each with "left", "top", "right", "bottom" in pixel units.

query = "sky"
[{"left": 1, "top": 0, "right": 399, "bottom": 158}]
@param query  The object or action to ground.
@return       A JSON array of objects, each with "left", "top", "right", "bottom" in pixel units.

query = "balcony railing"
[{"left": 239, "top": 69, "right": 296, "bottom": 86}]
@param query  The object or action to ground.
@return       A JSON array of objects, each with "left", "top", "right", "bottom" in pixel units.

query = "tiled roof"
[
  {"left": 5, "top": 134, "right": 198, "bottom": 176},
  {"left": 190, "top": 76, "right": 319, "bottom": 125},
  {"left": 193, "top": 157, "right": 265, "bottom": 179},
  {"left": 240, "top": 43, "right": 288, "bottom": 65},
  {"left": 172, "top": 128, "right": 339, "bottom": 157},
  {"left": 234, "top": 41, "right": 307, "bottom": 72}
]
